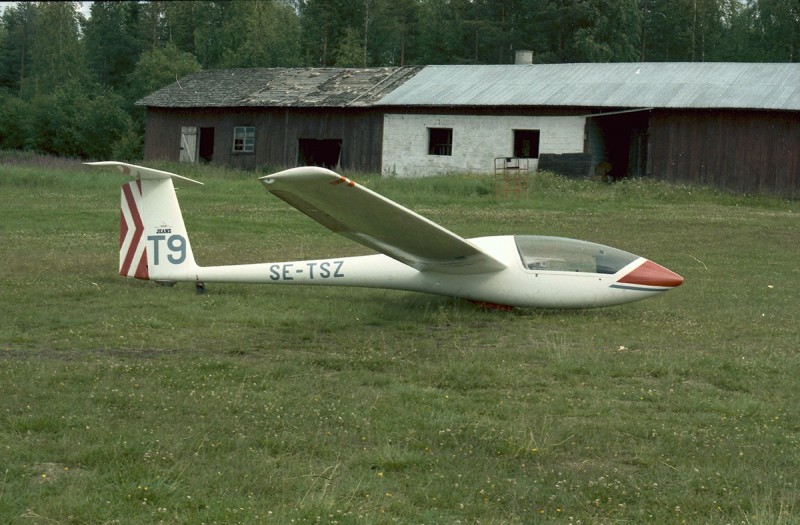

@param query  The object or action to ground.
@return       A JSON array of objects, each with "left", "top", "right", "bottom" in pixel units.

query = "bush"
[
  {"left": 109, "top": 127, "right": 143, "bottom": 161},
  {"left": 25, "top": 80, "right": 134, "bottom": 160},
  {"left": 0, "top": 92, "right": 30, "bottom": 150}
]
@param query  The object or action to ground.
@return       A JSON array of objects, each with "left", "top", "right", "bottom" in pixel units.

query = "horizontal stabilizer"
[{"left": 85, "top": 161, "right": 203, "bottom": 186}]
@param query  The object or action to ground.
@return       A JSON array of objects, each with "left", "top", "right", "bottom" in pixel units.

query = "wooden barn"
[
  {"left": 136, "top": 67, "right": 419, "bottom": 172},
  {"left": 138, "top": 63, "right": 800, "bottom": 197}
]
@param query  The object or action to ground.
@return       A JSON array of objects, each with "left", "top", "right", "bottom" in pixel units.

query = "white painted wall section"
[{"left": 381, "top": 114, "right": 586, "bottom": 177}]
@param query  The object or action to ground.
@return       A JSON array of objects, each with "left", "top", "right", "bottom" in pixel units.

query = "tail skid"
[{"left": 87, "top": 162, "right": 201, "bottom": 282}]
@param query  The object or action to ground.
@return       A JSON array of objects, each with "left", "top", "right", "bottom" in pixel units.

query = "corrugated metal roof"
[
  {"left": 137, "top": 67, "right": 421, "bottom": 108},
  {"left": 375, "top": 63, "right": 800, "bottom": 111}
]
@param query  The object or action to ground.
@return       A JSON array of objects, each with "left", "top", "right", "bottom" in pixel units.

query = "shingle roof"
[
  {"left": 137, "top": 67, "right": 421, "bottom": 108},
  {"left": 376, "top": 63, "right": 800, "bottom": 111}
]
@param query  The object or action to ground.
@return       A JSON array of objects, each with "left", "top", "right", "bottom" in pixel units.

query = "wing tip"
[{"left": 259, "top": 166, "right": 341, "bottom": 183}]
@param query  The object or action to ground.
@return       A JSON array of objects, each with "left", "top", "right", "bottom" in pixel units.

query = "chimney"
[{"left": 515, "top": 50, "right": 533, "bottom": 65}]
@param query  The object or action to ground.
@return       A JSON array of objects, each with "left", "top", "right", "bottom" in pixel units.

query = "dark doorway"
[
  {"left": 298, "top": 138, "right": 342, "bottom": 169},
  {"left": 513, "top": 129, "right": 540, "bottom": 158},
  {"left": 199, "top": 127, "right": 215, "bottom": 162},
  {"left": 588, "top": 110, "right": 651, "bottom": 180}
]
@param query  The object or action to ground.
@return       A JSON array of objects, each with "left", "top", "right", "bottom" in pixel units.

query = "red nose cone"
[{"left": 618, "top": 260, "right": 684, "bottom": 288}]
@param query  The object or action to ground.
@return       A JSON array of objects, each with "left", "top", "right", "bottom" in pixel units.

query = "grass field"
[{"left": 1, "top": 156, "right": 799, "bottom": 524}]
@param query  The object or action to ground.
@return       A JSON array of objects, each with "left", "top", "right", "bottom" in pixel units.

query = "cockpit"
[{"left": 514, "top": 235, "right": 639, "bottom": 275}]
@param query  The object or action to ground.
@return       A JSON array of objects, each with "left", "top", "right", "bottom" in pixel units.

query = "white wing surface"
[{"left": 260, "top": 167, "right": 506, "bottom": 274}]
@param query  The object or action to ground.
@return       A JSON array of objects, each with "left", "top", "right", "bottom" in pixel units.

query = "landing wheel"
[{"left": 196, "top": 282, "right": 206, "bottom": 295}]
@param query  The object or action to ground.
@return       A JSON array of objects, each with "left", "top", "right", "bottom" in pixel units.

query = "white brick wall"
[{"left": 381, "top": 113, "right": 586, "bottom": 177}]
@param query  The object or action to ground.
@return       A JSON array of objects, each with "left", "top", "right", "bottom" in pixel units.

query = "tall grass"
[{"left": 1, "top": 158, "right": 798, "bottom": 523}]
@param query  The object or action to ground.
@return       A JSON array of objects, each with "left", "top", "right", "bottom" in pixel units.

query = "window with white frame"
[{"left": 233, "top": 126, "right": 255, "bottom": 153}]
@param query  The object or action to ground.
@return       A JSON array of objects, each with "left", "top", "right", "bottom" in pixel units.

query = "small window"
[
  {"left": 233, "top": 126, "right": 255, "bottom": 153},
  {"left": 513, "top": 129, "right": 540, "bottom": 158},
  {"left": 428, "top": 127, "right": 453, "bottom": 156}
]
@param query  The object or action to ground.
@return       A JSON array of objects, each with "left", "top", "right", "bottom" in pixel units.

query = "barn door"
[
  {"left": 298, "top": 138, "right": 342, "bottom": 169},
  {"left": 180, "top": 126, "right": 198, "bottom": 163},
  {"left": 629, "top": 131, "right": 649, "bottom": 178},
  {"left": 198, "top": 127, "right": 215, "bottom": 162}
]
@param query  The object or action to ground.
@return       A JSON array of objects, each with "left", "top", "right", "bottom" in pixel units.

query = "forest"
[{"left": 0, "top": 0, "right": 798, "bottom": 161}]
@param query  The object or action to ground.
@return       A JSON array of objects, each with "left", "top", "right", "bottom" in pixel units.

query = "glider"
[{"left": 87, "top": 162, "right": 683, "bottom": 309}]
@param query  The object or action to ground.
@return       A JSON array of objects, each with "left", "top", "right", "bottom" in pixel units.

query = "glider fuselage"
[{"left": 186, "top": 235, "right": 679, "bottom": 309}]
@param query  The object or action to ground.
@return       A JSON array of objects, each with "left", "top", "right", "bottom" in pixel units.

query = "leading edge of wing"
[{"left": 259, "top": 167, "right": 506, "bottom": 274}]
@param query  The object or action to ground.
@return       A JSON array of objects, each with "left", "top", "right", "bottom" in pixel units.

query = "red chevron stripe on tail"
[{"left": 119, "top": 180, "right": 149, "bottom": 279}]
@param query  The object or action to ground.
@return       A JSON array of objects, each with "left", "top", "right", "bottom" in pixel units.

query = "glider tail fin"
[{"left": 87, "top": 162, "right": 202, "bottom": 282}]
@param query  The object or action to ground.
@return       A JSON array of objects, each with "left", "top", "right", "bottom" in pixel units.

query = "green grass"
[{"left": 1, "top": 159, "right": 799, "bottom": 524}]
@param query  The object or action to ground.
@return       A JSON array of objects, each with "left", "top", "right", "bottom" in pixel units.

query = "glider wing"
[{"left": 260, "top": 167, "right": 507, "bottom": 274}]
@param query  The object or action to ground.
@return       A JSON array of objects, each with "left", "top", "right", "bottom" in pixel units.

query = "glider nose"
[{"left": 617, "top": 260, "right": 684, "bottom": 288}]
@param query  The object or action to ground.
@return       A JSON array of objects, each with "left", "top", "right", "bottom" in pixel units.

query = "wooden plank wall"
[
  {"left": 143, "top": 107, "right": 385, "bottom": 173},
  {"left": 649, "top": 110, "right": 800, "bottom": 198}
]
